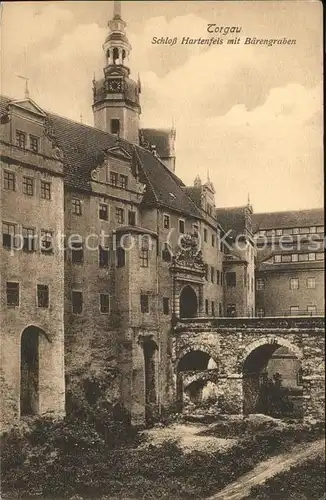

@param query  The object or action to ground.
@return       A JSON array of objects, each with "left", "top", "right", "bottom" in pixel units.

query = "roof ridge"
[{"left": 134, "top": 147, "right": 159, "bottom": 204}]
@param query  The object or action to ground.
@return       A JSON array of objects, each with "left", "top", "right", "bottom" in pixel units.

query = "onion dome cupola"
[{"left": 92, "top": 0, "right": 141, "bottom": 144}]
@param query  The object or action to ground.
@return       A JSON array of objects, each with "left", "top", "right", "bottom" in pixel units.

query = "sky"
[{"left": 0, "top": 0, "right": 323, "bottom": 212}]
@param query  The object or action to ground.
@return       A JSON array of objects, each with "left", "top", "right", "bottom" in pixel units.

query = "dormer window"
[
  {"left": 16, "top": 130, "right": 26, "bottom": 149},
  {"left": 30, "top": 135, "right": 39, "bottom": 153},
  {"left": 111, "top": 119, "right": 120, "bottom": 135},
  {"left": 120, "top": 175, "right": 128, "bottom": 189},
  {"left": 110, "top": 172, "right": 118, "bottom": 186}
]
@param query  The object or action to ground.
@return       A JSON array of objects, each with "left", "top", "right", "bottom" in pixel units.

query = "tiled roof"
[
  {"left": 0, "top": 95, "right": 200, "bottom": 218},
  {"left": 184, "top": 186, "right": 202, "bottom": 208},
  {"left": 215, "top": 206, "right": 248, "bottom": 237},
  {"left": 140, "top": 128, "right": 173, "bottom": 158},
  {"left": 252, "top": 209, "right": 324, "bottom": 232}
]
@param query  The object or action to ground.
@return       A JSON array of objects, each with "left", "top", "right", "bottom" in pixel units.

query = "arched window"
[
  {"left": 113, "top": 47, "right": 119, "bottom": 64},
  {"left": 122, "top": 49, "right": 126, "bottom": 63}
]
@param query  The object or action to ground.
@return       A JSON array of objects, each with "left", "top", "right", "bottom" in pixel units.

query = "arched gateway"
[
  {"left": 172, "top": 318, "right": 325, "bottom": 421},
  {"left": 179, "top": 285, "right": 198, "bottom": 318}
]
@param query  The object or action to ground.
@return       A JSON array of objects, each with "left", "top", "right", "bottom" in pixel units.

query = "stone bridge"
[{"left": 172, "top": 317, "right": 325, "bottom": 420}]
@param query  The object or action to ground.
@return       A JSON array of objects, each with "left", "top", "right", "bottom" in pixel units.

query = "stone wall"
[{"left": 172, "top": 317, "right": 325, "bottom": 420}]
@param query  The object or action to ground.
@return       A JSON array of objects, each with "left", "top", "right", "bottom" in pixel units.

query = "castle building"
[{"left": 0, "top": 1, "right": 324, "bottom": 430}]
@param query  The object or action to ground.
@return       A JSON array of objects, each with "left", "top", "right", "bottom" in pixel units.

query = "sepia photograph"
[{"left": 0, "top": 0, "right": 324, "bottom": 498}]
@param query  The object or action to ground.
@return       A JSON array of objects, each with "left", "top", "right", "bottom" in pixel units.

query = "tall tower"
[{"left": 92, "top": 0, "right": 141, "bottom": 143}]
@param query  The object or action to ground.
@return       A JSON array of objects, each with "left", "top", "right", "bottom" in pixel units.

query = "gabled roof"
[
  {"left": 216, "top": 206, "right": 248, "bottom": 237},
  {"left": 140, "top": 128, "right": 174, "bottom": 158},
  {"left": 0, "top": 95, "right": 200, "bottom": 218},
  {"left": 252, "top": 208, "right": 324, "bottom": 232}
]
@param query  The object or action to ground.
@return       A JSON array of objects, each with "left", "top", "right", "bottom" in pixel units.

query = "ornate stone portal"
[{"left": 170, "top": 233, "right": 206, "bottom": 319}]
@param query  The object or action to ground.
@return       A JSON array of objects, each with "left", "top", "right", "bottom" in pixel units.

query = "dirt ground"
[{"left": 141, "top": 422, "right": 237, "bottom": 453}]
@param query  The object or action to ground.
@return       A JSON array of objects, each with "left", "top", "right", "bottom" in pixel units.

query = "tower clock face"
[{"left": 107, "top": 79, "right": 123, "bottom": 93}]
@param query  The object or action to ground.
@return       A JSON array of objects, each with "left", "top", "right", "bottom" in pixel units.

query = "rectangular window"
[
  {"left": 216, "top": 270, "right": 220, "bottom": 285},
  {"left": 266, "top": 229, "right": 275, "bottom": 236},
  {"left": 219, "top": 303, "right": 222, "bottom": 316},
  {"left": 316, "top": 253, "right": 324, "bottom": 260},
  {"left": 30, "top": 135, "right": 39, "bottom": 153},
  {"left": 110, "top": 119, "right": 120, "bottom": 135},
  {"left": 71, "top": 242, "right": 84, "bottom": 263},
  {"left": 41, "top": 230, "right": 53, "bottom": 254},
  {"left": 6, "top": 282, "right": 19, "bottom": 307},
  {"left": 308, "top": 253, "right": 316, "bottom": 261},
  {"left": 120, "top": 175, "right": 128, "bottom": 189},
  {"left": 276, "top": 229, "right": 283, "bottom": 236},
  {"left": 258, "top": 230, "right": 266, "bottom": 236},
  {"left": 140, "top": 294, "right": 149, "bottom": 313},
  {"left": 298, "top": 253, "right": 309, "bottom": 261},
  {"left": 163, "top": 297, "right": 169, "bottom": 315},
  {"left": 116, "top": 247, "right": 125, "bottom": 267},
  {"left": 110, "top": 172, "right": 119, "bottom": 186},
  {"left": 290, "top": 278, "right": 299, "bottom": 290},
  {"left": 140, "top": 249, "right": 149, "bottom": 267},
  {"left": 40, "top": 181, "right": 51, "bottom": 200},
  {"left": 22, "top": 176, "right": 34, "bottom": 196},
  {"left": 307, "top": 277, "right": 316, "bottom": 289},
  {"left": 307, "top": 305, "right": 317, "bottom": 315},
  {"left": 72, "top": 291, "right": 83, "bottom": 314},
  {"left": 316, "top": 226, "right": 324, "bottom": 233},
  {"left": 179, "top": 219, "right": 185, "bottom": 234},
  {"left": 299, "top": 227, "right": 310, "bottom": 234},
  {"left": 291, "top": 254, "right": 298, "bottom": 262},
  {"left": 205, "top": 299, "right": 209, "bottom": 315},
  {"left": 226, "top": 272, "right": 236, "bottom": 287},
  {"left": 310, "top": 227, "right": 317, "bottom": 233},
  {"left": 281, "top": 254, "right": 292, "bottom": 263},
  {"left": 290, "top": 306, "right": 299, "bottom": 316},
  {"left": 256, "top": 278, "right": 265, "bottom": 290},
  {"left": 22, "top": 227, "right": 36, "bottom": 251},
  {"left": 128, "top": 210, "right": 136, "bottom": 226},
  {"left": 163, "top": 214, "right": 170, "bottom": 229},
  {"left": 16, "top": 130, "right": 26, "bottom": 149},
  {"left": 211, "top": 266, "right": 214, "bottom": 283},
  {"left": 211, "top": 301, "right": 215, "bottom": 317},
  {"left": 221, "top": 272, "right": 224, "bottom": 286},
  {"left": 116, "top": 207, "right": 124, "bottom": 224},
  {"left": 162, "top": 243, "right": 172, "bottom": 262},
  {"left": 2, "top": 222, "right": 16, "bottom": 248},
  {"left": 100, "top": 294, "right": 110, "bottom": 314},
  {"left": 99, "top": 203, "right": 108, "bottom": 221},
  {"left": 72, "top": 198, "right": 82, "bottom": 215},
  {"left": 204, "top": 228, "right": 207, "bottom": 242},
  {"left": 37, "top": 284, "right": 49, "bottom": 308},
  {"left": 99, "top": 246, "right": 110, "bottom": 267},
  {"left": 3, "top": 171, "right": 15, "bottom": 191},
  {"left": 257, "top": 307, "right": 265, "bottom": 318},
  {"left": 211, "top": 234, "right": 215, "bottom": 247},
  {"left": 274, "top": 255, "right": 282, "bottom": 263}
]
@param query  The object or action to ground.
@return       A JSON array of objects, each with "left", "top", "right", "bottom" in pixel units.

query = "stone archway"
[
  {"left": 241, "top": 339, "right": 303, "bottom": 418},
  {"left": 179, "top": 285, "right": 198, "bottom": 318},
  {"left": 176, "top": 349, "right": 218, "bottom": 409},
  {"left": 20, "top": 325, "right": 48, "bottom": 416}
]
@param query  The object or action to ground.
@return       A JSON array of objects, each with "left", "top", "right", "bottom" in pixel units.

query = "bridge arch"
[
  {"left": 240, "top": 336, "right": 304, "bottom": 418},
  {"left": 237, "top": 335, "right": 303, "bottom": 373}
]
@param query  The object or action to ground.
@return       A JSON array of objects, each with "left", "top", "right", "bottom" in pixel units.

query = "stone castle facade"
[{"left": 0, "top": 1, "right": 324, "bottom": 430}]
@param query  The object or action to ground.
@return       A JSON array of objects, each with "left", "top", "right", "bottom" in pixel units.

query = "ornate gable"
[{"left": 9, "top": 98, "right": 47, "bottom": 119}]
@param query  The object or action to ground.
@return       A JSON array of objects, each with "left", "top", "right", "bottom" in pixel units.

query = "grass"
[
  {"left": 244, "top": 454, "right": 326, "bottom": 499},
  {"left": 1, "top": 410, "right": 324, "bottom": 500}
]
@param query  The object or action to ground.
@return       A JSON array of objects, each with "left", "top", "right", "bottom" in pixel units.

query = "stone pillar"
[{"left": 302, "top": 375, "right": 325, "bottom": 421}]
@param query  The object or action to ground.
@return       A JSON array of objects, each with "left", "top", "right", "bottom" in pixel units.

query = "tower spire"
[{"left": 113, "top": 0, "right": 122, "bottom": 19}]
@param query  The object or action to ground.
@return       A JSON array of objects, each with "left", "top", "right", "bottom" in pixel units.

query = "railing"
[{"left": 174, "top": 315, "right": 325, "bottom": 331}]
